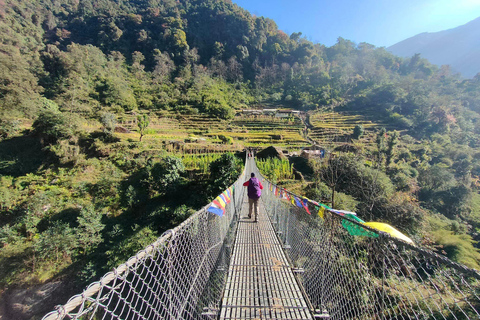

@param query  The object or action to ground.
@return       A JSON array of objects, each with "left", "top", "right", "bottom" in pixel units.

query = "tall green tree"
[{"left": 137, "top": 114, "right": 150, "bottom": 141}]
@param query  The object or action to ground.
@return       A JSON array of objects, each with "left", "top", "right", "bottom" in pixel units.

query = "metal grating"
[{"left": 220, "top": 197, "right": 312, "bottom": 320}]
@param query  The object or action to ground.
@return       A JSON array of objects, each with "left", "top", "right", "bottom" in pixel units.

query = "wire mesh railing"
[
  {"left": 42, "top": 166, "right": 247, "bottom": 320},
  {"left": 43, "top": 155, "right": 480, "bottom": 320},
  {"left": 258, "top": 164, "right": 480, "bottom": 320}
]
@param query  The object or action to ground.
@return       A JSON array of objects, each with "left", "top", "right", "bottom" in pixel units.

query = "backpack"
[{"left": 247, "top": 177, "right": 261, "bottom": 199}]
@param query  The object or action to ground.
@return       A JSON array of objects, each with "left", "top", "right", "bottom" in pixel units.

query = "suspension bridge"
[{"left": 43, "top": 158, "right": 480, "bottom": 320}]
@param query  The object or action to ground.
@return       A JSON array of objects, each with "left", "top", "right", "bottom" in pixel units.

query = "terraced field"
[
  {"left": 231, "top": 115, "right": 306, "bottom": 150},
  {"left": 116, "top": 112, "right": 309, "bottom": 153},
  {"left": 114, "top": 108, "right": 397, "bottom": 154},
  {"left": 308, "top": 111, "right": 390, "bottom": 148}
]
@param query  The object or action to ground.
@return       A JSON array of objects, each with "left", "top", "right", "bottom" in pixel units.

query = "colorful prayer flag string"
[{"left": 208, "top": 186, "right": 233, "bottom": 217}]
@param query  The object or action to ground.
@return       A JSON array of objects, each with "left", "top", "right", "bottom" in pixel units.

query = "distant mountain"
[{"left": 388, "top": 17, "right": 480, "bottom": 78}]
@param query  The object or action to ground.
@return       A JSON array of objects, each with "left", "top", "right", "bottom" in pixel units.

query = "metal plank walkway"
[{"left": 220, "top": 197, "right": 313, "bottom": 320}]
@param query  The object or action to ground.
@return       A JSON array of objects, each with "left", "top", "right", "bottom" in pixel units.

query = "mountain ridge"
[{"left": 388, "top": 16, "right": 480, "bottom": 78}]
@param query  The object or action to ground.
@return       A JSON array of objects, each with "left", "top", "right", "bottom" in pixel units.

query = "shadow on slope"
[{"left": 0, "top": 136, "right": 44, "bottom": 177}]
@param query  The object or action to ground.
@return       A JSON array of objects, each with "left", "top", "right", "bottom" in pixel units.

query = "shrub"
[
  {"left": 33, "top": 110, "right": 77, "bottom": 144},
  {"left": 0, "top": 119, "right": 20, "bottom": 140},
  {"left": 101, "top": 112, "right": 117, "bottom": 137},
  {"left": 432, "top": 229, "right": 480, "bottom": 269},
  {"left": 77, "top": 205, "right": 105, "bottom": 254},
  {"left": 218, "top": 134, "right": 233, "bottom": 144},
  {"left": 388, "top": 112, "right": 413, "bottom": 129},
  {"left": 106, "top": 225, "right": 157, "bottom": 269},
  {"left": 333, "top": 192, "right": 359, "bottom": 211},
  {"left": 352, "top": 125, "right": 364, "bottom": 139},
  {"left": 177, "top": 105, "right": 199, "bottom": 115},
  {"left": 209, "top": 153, "right": 242, "bottom": 196},
  {"left": 34, "top": 221, "right": 76, "bottom": 263},
  {"left": 304, "top": 182, "right": 331, "bottom": 202},
  {"left": 149, "top": 156, "right": 185, "bottom": 194}
]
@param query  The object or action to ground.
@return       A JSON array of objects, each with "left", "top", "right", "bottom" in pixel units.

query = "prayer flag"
[
  {"left": 329, "top": 209, "right": 356, "bottom": 216},
  {"left": 302, "top": 198, "right": 311, "bottom": 214},
  {"left": 294, "top": 196, "right": 303, "bottom": 208},
  {"left": 341, "top": 220, "right": 378, "bottom": 238},
  {"left": 317, "top": 206, "right": 325, "bottom": 219},
  {"left": 226, "top": 187, "right": 232, "bottom": 200},
  {"left": 208, "top": 186, "right": 235, "bottom": 217},
  {"left": 222, "top": 190, "right": 231, "bottom": 204},
  {"left": 218, "top": 194, "right": 227, "bottom": 207},
  {"left": 208, "top": 195, "right": 225, "bottom": 216},
  {"left": 207, "top": 204, "right": 224, "bottom": 216},
  {"left": 316, "top": 204, "right": 330, "bottom": 219}
]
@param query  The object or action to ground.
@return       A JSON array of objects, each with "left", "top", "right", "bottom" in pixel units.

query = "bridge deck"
[{"left": 220, "top": 197, "right": 312, "bottom": 320}]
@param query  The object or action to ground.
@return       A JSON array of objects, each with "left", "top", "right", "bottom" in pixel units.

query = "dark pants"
[{"left": 248, "top": 197, "right": 259, "bottom": 221}]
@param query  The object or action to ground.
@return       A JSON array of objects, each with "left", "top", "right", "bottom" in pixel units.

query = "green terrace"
[
  {"left": 115, "top": 111, "right": 308, "bottom": 153},
  {"left": 308, "top": 111, "right": 392, "bottom": 147}
]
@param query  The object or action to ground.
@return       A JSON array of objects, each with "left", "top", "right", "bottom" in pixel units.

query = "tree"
[
  {"left": 318, "top": 156, "right": 353, "bottom": 208},
  {"left": 352, "top": 125, "right": 364, "bottom": 139},
  {"left": 209, "top": 153, "right": 241, "bottom": 197},
  {"left": 77, "top": 205, "right": 105, "bottom": 254},
  {"left": 33, "top": 110, "right": 77, "bottom": 144},
  {"left": 147, "top": 156, "right": 185, "bottom": 195},
  {"left": 375, "top": 128, "right": 387, "bottom": 167},
  {"left": 0, "top": 119, "right": 20, "bottom": 140},
  {"left": 98, "top": 76, "right": 137, "bottom": 111},
  {"left": 137, "top": 114, "right": 150, "bottom": 141},
  {"left": 218, "top": 134, "right": 233, "bottom": 144},
  {"left": 385, "top": 131, "right": 399, "bottom": 167},
  {"left": 418, "top": 165, "right": 455, "bottom": 192},
  {"left": 101, "top": 112, "right": 117, "bottom": 138},
  {"left": 35, "top": 221, "right": 76, "bottom": 263}
]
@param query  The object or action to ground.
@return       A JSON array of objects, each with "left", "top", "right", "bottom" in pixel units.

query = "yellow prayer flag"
[
  {"left": 217, "top": 196, "right": 226, "bottom": 208},
  {"left": 318, "top": 206, "right": 325, "bottom": 219}
]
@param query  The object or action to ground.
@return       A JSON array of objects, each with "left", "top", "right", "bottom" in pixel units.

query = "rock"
[
  {"left": 114, "top": 126, "right": 131, "bottom": 133},
  {"left": 3, "top": 281, "right": 63, "bottom": 320},
  {"left": 256, "top": 146, "right": 287, "bottom": 160},
  {"left": 292, "top": 168, "right": 304, "bottom": 181}
]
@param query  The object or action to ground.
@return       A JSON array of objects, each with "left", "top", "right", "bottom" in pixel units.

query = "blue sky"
[{"left": 232, "top": 0, "right": 480, "bottom": 47}]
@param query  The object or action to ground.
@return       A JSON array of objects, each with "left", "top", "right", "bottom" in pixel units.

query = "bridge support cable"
[
  {"left": 258, "top": 159, "right": 480, "bottom": 320},
  {"left": 42, "top": 160, "right": 248, "bottom": 320}
]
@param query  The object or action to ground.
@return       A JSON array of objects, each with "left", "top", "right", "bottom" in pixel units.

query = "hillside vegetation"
[{"left": 1, "top": 0, "right": 480, "bottom": 318}]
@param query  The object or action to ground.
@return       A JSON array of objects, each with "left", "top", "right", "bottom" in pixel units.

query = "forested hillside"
[{"left": 2, "top": 0, "right": 480, "bottom": 318}]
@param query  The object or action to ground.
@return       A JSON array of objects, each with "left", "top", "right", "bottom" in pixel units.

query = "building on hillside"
[
  {"left": 263, "top": 109, "right": 278, "bottom": 115},
  {"left": 240, "top": 109, "right": 304, "bottom": 118},
  {"left": 301, "top": 145, "right": 326, "bottom": 159},
  {"left": 276, "top": 110, "right": 297, "bottom": 118},
  {"left": 240, "top": 109, "right": 263, "bottom": 116}
]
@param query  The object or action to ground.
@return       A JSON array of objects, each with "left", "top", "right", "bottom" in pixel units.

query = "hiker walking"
[{"left": 243, "top": 173, "right": 263, "bottom": 222}]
